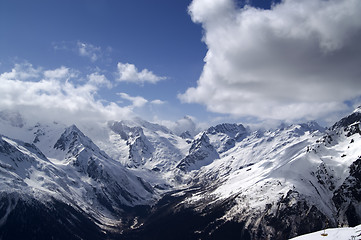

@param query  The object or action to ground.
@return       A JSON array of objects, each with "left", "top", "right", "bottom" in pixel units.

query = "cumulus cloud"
[
  {"left": 117, "top": 92, "right": 165, "bottom": 109},
  {"left": 117, "top": 62, "right": 166, "bottom": 84},
  {"left": 88, "top": 72, "right": 112, "bottom": 89},
  {"left": 150, "top": 99, "right": 166, "bottom": 105},
  {"left": 1, "top": 62, "right": 41, "bottom": 80},
  {"left": 0, "top": 63, "right": 133, "bottom": 125},
  {"left": 118, "top": 92, "right": 148, "bottom": 108},
  {"left": 180, "top": 0, "right": 361, "bottom": 122},
  {"left": 44, "top": 66, "right": 76, "bottom": 80}
]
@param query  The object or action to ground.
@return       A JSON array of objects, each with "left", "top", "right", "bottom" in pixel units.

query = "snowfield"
[{"left": 290, "top": 224, "right": 361, "bottom": 240}]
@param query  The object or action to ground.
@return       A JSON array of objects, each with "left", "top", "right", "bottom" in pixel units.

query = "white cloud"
[
  {"left": 0, "top": 62, "right": 41, "bottom": 80},
  {"left": 0, "top": 63, "right": 133, "bottom": 125},
  {"left": 117, "top": 93, "right": 167, "bottom": 112},
  {"left": 160, "top": 115, "right": 200, "bottom": 137},
  {"left": 88, "top": 72, "right": 112, "bottom": 89},
  {"left": 118, "top": 92, "right": 148, "bottom": 108},
  {"left": 44, "top": 66, "right": 73, "bottom": 79},
  {"left": 151, "top": 99, "right": 166, "bottom": 105},
  {"left": 77, "top": 41, "right": 102, "bottom": 62},
  {"left": 180, "top": 0, "right": 361, "bottom": 122},
  {"left": 117, "top": 62, "right": 166, "bottom": 84}
]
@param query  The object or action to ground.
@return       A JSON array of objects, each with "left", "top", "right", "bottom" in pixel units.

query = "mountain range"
[{"left": 0, "top": 107, "right": 360, "bottom": 239}]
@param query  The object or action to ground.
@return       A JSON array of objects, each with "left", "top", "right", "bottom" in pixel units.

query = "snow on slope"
[
  {"left": 206, "top": 123, "right": 249, "bottom": 153},
  {"left": 176, "top": 132, "right": 219, "bottom": 172},
  {"left": 0, "top": 134, "right": 57, "bottom": 196},
  {"left": 90, "top": 118, "right": 191, "bottom": 189},
  {"left": 175, "top": 116, "right": 361, "bottom": 239},
  {"left": 0, "top": 118, "right": 157, "bottom": 230},
  {"left": 0, "top": 111, "right": 192, "bottom": 191},
  {"left": 289, "top": 224, "right": 361, "bottom": 240},
  {"left": 1, "top": 108, "right": 361, "bottom": 239},
  {"left": 190, "top": 122, "right": 325, "bottom": 202}
]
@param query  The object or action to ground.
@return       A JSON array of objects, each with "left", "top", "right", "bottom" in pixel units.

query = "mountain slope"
[
  {"left": 122, "top": 111, "right": 361, "bottom": 240},
  {"left": 0, "top": 108, "right": 361, "bottom": 239},
  {"left": 0, "top": 192, "right": 106, "bottom": 240},
  {"left": 94, "top": 119, "right": 191, "bottom": 190},
  {"left": 0, "top": 134, "right": 106, "bottom": 239},
  {"left": 0, "top": 124, "right": 156, "bottom": 238},
  {"left": 176, "top": 132, "right": 219, "bottom": 172}
]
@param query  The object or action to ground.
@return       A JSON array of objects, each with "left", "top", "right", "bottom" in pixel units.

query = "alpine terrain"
[{"left": 0, "top": 107, "right": 361, "bottom": 239}]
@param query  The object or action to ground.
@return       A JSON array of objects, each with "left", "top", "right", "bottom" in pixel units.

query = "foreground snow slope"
[{"left": 290, "top": 224, "right": 361, "bottom": 240}]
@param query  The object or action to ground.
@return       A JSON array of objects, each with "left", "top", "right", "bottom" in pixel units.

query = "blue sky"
[
  {"left": 0, "top": 0, "right": 209, "bottom": 122},
  {"left": 1, "top": 0, "right": 361, "bottom": 129}
]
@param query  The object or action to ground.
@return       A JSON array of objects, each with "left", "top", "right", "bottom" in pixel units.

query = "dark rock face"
[
  {"left": 314, "top": 162, "right": 336, "bottom": 191},
  {"left": 176, "top": 133, "right": 219, "bottom": 171},
  {"left": 120, "top": 190, "right": 330, "bottom": 240},
  {"left": 120, "top": 191, "right": 251, "bottom": 240},
  {"left": 333, "top": 157, "right": 361, "bottom": 227},
  {"left": 329, "top": 109, "right": 361, "bottom": 227},
  {"left": 54, "top": 125, "right": 83, "bottom": 152},
  {"left": 255, "top": 190, "right": 329, "bottom": 240},
  {"left": 0, "top": 137, "right": 17, "bottom": 155},
  {"left": 331, "top": 110, "right": 361, "bottom": 133},
  {"left": 206, "top": 123, "right": 247, "bottom": 137},
  {"left": 0, "top": 193, "right": 105, "bottom": 240},
  {"left": 109, "top": 121, "right": 146, "bottom": 142},
  {"left": 180, "top": 131, "right": 192, "bottom": 139}
]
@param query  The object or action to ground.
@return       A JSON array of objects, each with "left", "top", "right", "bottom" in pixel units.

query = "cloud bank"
[
  {"left": 0, "top": 63, "right": 133, "bottom": 125},
  {"left": 0, "top": 61, "right": 169, "bottom": 127},
  {"left": 180, "top": 0, "right": 361, "bottom": 122}
]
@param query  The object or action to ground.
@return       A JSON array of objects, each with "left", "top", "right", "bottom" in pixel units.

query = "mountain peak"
[
  {"left": 331, "top": 107, "right": 361, "bottom": 131},
  {"left": 109, "top": 121, "right": 145, "bottom": 141},
  {"left": 53, "top": 124, "right": 92, "bottom": 153},
  {"left": 299, "top": 121, "right": 325, "bottom": 133},
  {"left": 180, "top": 130, "right": 192, "bottom": 139},
  {"left": 207, "top": 123, "right": 246, "bottom": 136},
  {"left": 353, "top": 105, "right": 361, "bottom": 114},
  {"left": 176, "top": 132, "right": 219, "bottom": 172},
  {"left": 68, "top": 124, "right": 81, "bottom": 132}
]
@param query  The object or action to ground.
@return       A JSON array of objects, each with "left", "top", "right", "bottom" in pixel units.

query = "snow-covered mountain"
[
  {"left": 0, "top": 119, "right": 156, "bottom": 238},
  {"left": 176, "top": 132, "right": 219, "bottom": 172},
  {"left": 122, "top": 110, "right": 361, "bottom": 240},
  {"left": 0, "top": 108, "right": 361, "bottom": 239}
]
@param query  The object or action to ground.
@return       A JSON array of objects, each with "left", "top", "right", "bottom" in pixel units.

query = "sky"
[{"left": 1, "top": 0, "right": 361, "bottom": 130}]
